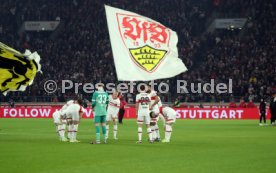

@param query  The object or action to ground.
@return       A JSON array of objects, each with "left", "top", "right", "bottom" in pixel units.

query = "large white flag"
[{"left": 105, "top": 5, "right": 187, "bottom": 81}]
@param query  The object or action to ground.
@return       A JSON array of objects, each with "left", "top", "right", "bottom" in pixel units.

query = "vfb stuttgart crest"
[{"left": 116, "top": 13, "right": 171, "bottom": 72}]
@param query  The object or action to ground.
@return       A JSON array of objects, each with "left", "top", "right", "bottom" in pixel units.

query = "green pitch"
[{"left": 0, "top": 119, "right": 275, "bottom": 173}]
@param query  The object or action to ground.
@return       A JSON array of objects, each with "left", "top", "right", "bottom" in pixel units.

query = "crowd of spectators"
[{"left": 0, "top": 0, "right": 275, "bottom": 103}]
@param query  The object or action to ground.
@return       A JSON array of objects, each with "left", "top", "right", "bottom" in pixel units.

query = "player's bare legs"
[
  {"left": 60, "top": 121, "right": 68, "bottom": 142},
  {"left": 112, "top": 117, "right": 118, "bottom": 140},
  {"left": 105, "top": 120, "right": 110, "bottom": 140},
  {"left": 53, "top": 111, "right": 68, "bottom": 142},
  {"left": 162, "top": 122, "right": 173, "bottom": 143},
  {"left": 146, "top": 123, "right": 153, "bottom": 143},
  {"left": 154, "top": 117, "right": 161, "bottom": 141},
  {"left": 55, "top": 122, "right": 66, "bottom": 141},
  {"left": 67, "top": 119, "right": 73, "bottom": 141},
  {"left": 150, "top": 122, "right": 157, "bottom": 141},
  {"left": 70, "top": 120, "right": 80, "bottom": 143},
  {"left": 137, "top": 123, "right": 143, "bottom": 143},
  {"left": 137, "top": 117, "right": 153, "bottom": 143}
]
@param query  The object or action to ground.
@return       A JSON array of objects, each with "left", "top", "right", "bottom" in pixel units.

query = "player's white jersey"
[
  {"left": 136, "top": 92, "right": 151, "bottom": 115},
  {"left": 136, "top": 91, "right": 151, "bottom": 124},
  {"left": 60, "top": 100, "right": 75, "bottom": 116},
  {"left": 149, "top": 90, "right": 159, "bottom": 114},
  {"left": 150, "top": 96, "right": 163, "bottom": 123},
  {"left": 106, "top": 95, "right": 120, "bottom": 120},
  {"left": 149, "top": 90, "right": 157, "bottom": 104},
  {"left": 157, "top": 96, "right": 162, "bottom": 108},
  {"left": 160, "top": 107, "right": 176, "bottom": 123},
  {"left": 64, "top": 103, "right": 85, "bottom": 121}
]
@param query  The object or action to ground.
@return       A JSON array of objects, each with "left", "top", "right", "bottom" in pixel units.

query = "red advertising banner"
[{"left": 0, "top": 107, "right": 271, "bottom": 119}]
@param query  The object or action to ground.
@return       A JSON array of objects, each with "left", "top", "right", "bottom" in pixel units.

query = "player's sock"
[
  {"left": 165, "top": 125, "right": 172, "bottom": 141},
  {"left": 113, "top": 124, "right": 118, "bottom": 139},
  {"left": 106, "top": 125, "right": 109, "bottom": 139},
  {"left": 102, "top": 126, "right": 107, "bottom": 142},
  {"left": 73, "top": 124, "right": 79, "bottom": 140},
  {"left": 55, "top": 126, "right": 59, "bottom": 137},
  {"left": 71, "top": 125, "right": 76, "bottom": 141},
  {"left": 68, "top": 124, "right": 73, "bottom": 140},
  {"left": 96, "top": 126, "right": 101, "bottom": 142},
  {"left": 138, "top": 127, "right": 142, "bottom": 141},
  {"left": 57, "top": 125, "right": 64, "bottom": 138},
  {"left": 151, "top": 126, "right": 156, "bottom": 140},
  {"left": 102, "top": 126, "right": 106, "bottom": 141},
  {"left": 60, "top": 124, "right": 66, "bottom": 138},
  {"left": 155, "top": 124, "right": 160, "bottom": 139},
  {"left": 147, "top": 128, "right": 153, "bottom": 141}
]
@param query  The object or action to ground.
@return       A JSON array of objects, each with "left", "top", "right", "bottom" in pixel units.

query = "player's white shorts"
[
  {"left": 106, "top": 109, "right": 119, "bottom": 121},
  {"left": 137, "top": 115, "right": 151, "bottom": 125},
  {"left": 66, "top": 111, "right": 79, "bottom": 121},
  {"left": 53, "top": 111, "right": 61, "bottom": 124},
  {"left": 137, "top": 108, "right": 150, "bottom": 124},
  {"left": 166, "top": 113, "right": 176, "bottom": 124},
  {"left": 64, "top": 104, "right": 80, "bottom": 121}
]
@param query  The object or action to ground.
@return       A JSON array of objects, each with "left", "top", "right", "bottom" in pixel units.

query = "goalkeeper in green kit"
[{"left": 90, "top": 83, "right": 109, "bottom": 144}]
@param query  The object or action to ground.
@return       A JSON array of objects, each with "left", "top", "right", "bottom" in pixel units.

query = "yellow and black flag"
[{"left": 0, "top": 42, "right": 42, "bottom": 96}]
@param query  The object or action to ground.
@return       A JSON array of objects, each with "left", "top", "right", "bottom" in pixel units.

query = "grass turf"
[{"left": 0, "top": 119, "right": 275, "bottom": 173}]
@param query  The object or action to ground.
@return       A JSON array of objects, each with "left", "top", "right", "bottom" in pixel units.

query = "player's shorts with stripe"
[
  {"left": 94, "top": 115, "right": 106, "bottom": 124},
  {"left": 137, "top": 115, "right": 151, "bottom": 125},
  {"left": 71, "top": 112, "right": 80, "bottom": 121},
  {"left": 137, "top": 110, "right": 150, "bottom": 125},
  {"left": 166, "top": 114, "right": 176, "bottom": 124}
]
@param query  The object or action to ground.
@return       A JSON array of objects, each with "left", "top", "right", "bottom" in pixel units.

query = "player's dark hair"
[
  {"left": 83, "top": 102, "right": 88, "bottom": 108},
  {"left": 82, "top": 99, "right": 88, "bottom": 108},
  {"left": 140, "top": 85, "right": 146, "bottom": 91},
  {"left": 149, "top": 111, "right": 154, "bottom": 118},
  {"left": 77, "top": 99, "right": 83, "bottom": 105}
]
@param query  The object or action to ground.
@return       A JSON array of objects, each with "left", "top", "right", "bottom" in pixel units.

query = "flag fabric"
[
  {"left": 0, "top": 42, "right": 42, "bottom": 96},
  {"left": 105, "top": 5, "right": 187, "bottom": 81}
]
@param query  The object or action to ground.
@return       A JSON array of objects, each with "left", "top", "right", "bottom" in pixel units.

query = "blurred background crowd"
[{"left": 0, "top": 0, "right": 275, "bottom": 103}]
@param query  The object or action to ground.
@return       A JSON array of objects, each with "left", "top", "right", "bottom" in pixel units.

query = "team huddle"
[
  {"left": 52, "top": 83, "right": 177, "bottom": 144},
  {"left": 53, "top": 99, "right": 86, "bottom": 142},
  {"left": 136, "top": 84, "right": 176, "bottom": 143}
]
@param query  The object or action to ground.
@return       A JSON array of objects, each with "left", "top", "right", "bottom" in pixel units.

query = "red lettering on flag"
[{"left": 121, "top": 16, "right": 168, "bottom": 44}]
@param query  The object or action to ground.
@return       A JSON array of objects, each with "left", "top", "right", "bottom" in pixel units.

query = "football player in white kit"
[
  {"left": 106, "top": 90, "right": 121, "bottom": 140},
  {"left": 153, "top": 106, "right": 177, "bottom": 143},
  {"left": 60, "top": 100, "right": 75, "bottom": 140},
  {"left": 52, "top": 99, "right": 75, "bottom": 142},
  {"left": 63, "top": 99, "right": 85, "bottom": 143},
  {"left": 136, "top": 85, "right": 153, "bottom": 144},
  {"left": 52, "top": 109, "right": 68, "bottom": 142},
  {"left": 147, "top": 84, "right": 161, "bottom": 141}
]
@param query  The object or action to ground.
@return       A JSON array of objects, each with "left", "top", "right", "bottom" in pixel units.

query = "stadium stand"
[{"left": 0, "top": 0, "right": 275, "bottom": 103}]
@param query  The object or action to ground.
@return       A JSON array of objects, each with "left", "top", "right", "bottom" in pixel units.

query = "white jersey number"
[{"left": 98, "top": 95, "right": 107, "bottom": 104}]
